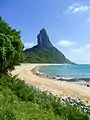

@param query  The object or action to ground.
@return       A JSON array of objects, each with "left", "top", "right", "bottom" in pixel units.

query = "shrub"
[
  {"left": 0, "top": 75, "right": 89, "bottom": 120},
  {"left": 0, "top": 17, "right": 23, "bottom": 75}
]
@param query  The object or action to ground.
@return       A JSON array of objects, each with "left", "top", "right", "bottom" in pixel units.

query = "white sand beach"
[{"left": 11, "top": 63, "right": 90, "bottom": 105}]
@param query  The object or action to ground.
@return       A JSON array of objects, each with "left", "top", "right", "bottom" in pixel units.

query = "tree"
[{"left": 0, "top": 17, "right": 24, "bottom": 75}]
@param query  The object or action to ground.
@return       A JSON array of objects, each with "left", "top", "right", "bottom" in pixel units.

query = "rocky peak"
[{"left": 37, "top": 28, "right": 53, "bottom": 48}]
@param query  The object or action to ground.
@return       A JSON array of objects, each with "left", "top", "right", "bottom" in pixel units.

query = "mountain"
[{"left": 24, "top": 28, "right": 73, "bottom": 64}]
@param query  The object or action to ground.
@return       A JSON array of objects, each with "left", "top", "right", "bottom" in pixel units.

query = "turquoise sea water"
[{"left": 39, "top": 64, "right": 90, "bottom": 80}]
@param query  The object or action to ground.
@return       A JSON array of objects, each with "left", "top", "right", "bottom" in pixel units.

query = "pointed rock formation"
[
  {"left": 37, "top": 28, "right": 53, "bottom": 48},
  {"left": 24, "top": 28, "right": 74, "bottom": 64}
]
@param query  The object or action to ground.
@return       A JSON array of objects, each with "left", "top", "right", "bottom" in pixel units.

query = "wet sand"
[{"left": 11, "top": 63, "right": 90, "bottom": 105}]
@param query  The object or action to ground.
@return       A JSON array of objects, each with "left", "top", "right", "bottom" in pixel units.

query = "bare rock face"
[{"left": 37, "top": 28, "right": 53, "bottom": 48}]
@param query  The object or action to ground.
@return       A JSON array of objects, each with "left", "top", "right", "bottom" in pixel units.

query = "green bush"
[
  {"left": 0, "top": 75, "right": 89, "bottom": 120},
  {"left": 0, "top": 17, "right": 23, "bottom": 75}
]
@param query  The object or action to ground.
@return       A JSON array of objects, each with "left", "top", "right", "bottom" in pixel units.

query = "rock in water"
[{"left": 24, "top": 28, "right": 74, "bottom": 64}]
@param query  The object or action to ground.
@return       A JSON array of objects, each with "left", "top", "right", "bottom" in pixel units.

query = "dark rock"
[
  {"left": 62, "top": 97, "right": 90, "bottom": 115},
  {"left": 87, "top": 84, "right": 90, "bottom": 87},
  {"left": 37, "top": 28, "right": 53, "bottom": 48}
]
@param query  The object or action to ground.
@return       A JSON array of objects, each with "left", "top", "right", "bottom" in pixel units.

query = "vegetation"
[
  {"left": 0, "top": 75, "right": 89, "bottom": 120},
  {"left": 0, "top": 17, "right": 23, "bottom": 75},
  {"left": 24, "top": 47, "right": 71, "bottom": 63}
]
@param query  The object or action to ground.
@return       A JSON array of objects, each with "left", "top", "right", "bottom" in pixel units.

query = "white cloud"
[
  {"left": 71, "top": 44, "right": 90, "bottom": 54},
  {"left": 87, "top": 18, "right": 90, "bottom": 22},
  {"left": 85, "top": 43, "right": 90, "bottom": 48},
  {"left": 64, "top": 3, "right": 90, "bottom": 14},
  {"left": 71, "top": 48, "right": 83, "bottom": 53},
  {"left": 56, "top": 42, "right": 90, "bottom": 63},
  {"left": 24, "top": 42, "right": 35, "bottom": 50},
  {"left": 57, "top": 40, "right": 75, "bottom": 47},
  {"left": 70, "top": 43, "right": 90, "bottom": 63}
]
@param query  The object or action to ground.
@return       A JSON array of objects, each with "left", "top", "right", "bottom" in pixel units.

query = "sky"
[{"left": 1, "top": 0, "right": 90, "bottom": 63}]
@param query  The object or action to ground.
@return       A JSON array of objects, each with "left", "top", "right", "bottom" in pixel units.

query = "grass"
[{"left": 0, "top": 75, "right": 89, "bottom": 120}]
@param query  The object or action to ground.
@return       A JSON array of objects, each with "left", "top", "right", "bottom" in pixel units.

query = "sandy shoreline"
[{"left": 12, "top": 63, "right": 90, "bottom": 105}]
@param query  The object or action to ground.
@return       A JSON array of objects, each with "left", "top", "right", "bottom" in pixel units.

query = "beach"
[{"left": 12, "top": 63, "right": 90, "bottom": 105}]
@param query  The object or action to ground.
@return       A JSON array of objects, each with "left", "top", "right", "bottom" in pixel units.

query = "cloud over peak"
[
  {"left": 24, "top": 42, "right": 35, "bottom": 50},
  {"left": 64, "top": 3, "right": 90, "bottom": 14},
  {"left": 57, "top": 40, "right": 75, "bottom": 47}
]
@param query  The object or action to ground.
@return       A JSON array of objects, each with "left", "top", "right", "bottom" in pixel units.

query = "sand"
[{"left": 11, "top": 63, "right": 90, "bottom": 105}]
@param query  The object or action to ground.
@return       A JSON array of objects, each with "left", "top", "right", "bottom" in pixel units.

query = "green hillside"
[
  {"left": 24, "top": 29, "right": 74, "bottom": 64},
  {"left": 24, "top": 46, "right": 72, "bottom": 63}
]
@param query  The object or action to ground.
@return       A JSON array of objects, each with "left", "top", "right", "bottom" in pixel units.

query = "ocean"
[{"left": 39, "top": 64, "right": 90, "bottom": 80}]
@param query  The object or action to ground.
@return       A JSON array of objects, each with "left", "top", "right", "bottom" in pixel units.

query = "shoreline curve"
[{"left": 12, "top": 63, "right": 90, "bottom": 105}]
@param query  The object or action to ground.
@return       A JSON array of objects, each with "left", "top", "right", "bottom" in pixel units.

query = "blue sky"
[{"left": 1, "top": 0, "right": 90, "bottom": 63}]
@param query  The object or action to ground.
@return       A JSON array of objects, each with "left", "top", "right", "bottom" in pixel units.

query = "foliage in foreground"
[
  {"left": 0, "top": 75, "right": 89, "bottom": 120},
  {"left": 0, "top": 17, "right": 23, "bottom": 74}
]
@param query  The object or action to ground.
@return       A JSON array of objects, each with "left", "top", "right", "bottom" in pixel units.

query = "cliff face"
[
  {"left": 37, "top": 28, "right": 53, "bottom": 48},
  {"left": 24, "top": 28, "right": 73, "bottom": 64}
]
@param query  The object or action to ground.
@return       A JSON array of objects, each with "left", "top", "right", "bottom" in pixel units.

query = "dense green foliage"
[
  {"left": 0, "top": 75, "right": 89, "bottom": 120},
  {"left": 0, "top": 17, "right": 23, "bottom": 74},
  {"left": 24, "top": 46, "right": 72, "bottom": 63}
]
